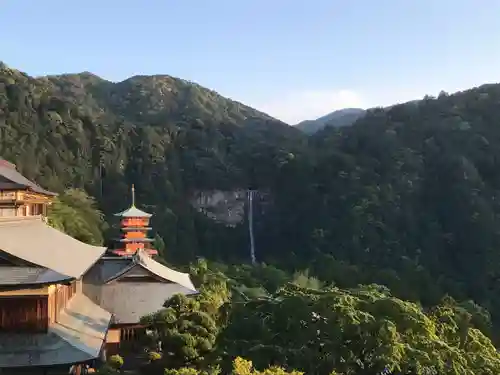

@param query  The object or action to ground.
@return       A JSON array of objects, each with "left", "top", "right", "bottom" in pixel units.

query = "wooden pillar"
[{"left": 100, "top": 345, "right": 107, "bottom": 363}]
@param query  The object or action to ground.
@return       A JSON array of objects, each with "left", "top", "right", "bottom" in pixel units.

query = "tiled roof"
[
  {"left": 0, "top": 294, "right": 111, "bottom": 367},
  {"left": 106, "top": 250, "right": 197, "bottom": 291},
  {"left": 114, "top": 205, "right": 152, "bottom": 218},
  {"left": 0, "top": 266, "right": 71, "bottom": 286},
  {"left": 82, "top": 250, "right": 198, "bottom": 324},
  {"left": 94, "top": 282, "right": 197, "bottom": 324},
  {"left": 0, "top": 159, "right": 57, "bottom": 196},
  {"left": 84, "top": 257, "right": 134, "bottom": 283},
  {"left": 0, "top": 216, "right": 106, "bottom": 279}
]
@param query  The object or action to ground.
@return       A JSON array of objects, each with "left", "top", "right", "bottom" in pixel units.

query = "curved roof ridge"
[
  {"left": 136, "top": 250, "right": 197, "bottom": 292},
  {"left": 0, "top": 218, "right": 106, "bottom": 279},
  {"left": 103, "top": 250, "right": 197, "bottom": 293},
  {"left": 0, "top": 160, "right": 57, "bottom": 196}
]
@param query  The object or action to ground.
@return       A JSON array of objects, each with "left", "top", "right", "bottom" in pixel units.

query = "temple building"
[
  {"left": 0, "top": 216, "right": 111, "bottom": 374},
  {"left": 84, "top": 184, "right": 198, "bottom": 353},
  {"left": 0, "top": 159, "right": 198, "bottom": 371},
  {"left": 109, "top": 184, "right": 158, "bottom": 257},
  {"left": 83, "top": 250, "right": 197, "bottom": 354},
  {"left": 0, "top": 158, "right": 57, "bottom": 217}
]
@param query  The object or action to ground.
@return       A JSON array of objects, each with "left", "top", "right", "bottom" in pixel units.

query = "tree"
[
  {"left": 163, "top": 357, "right": 303, "bottom": 375},
  {"left": 141, "top": 294, "right": 219, "bottom": 369},
  {"left": 221, "top": 284, "right": 500, "bottom": 374},
  {"left": 154, "top": 233, "right": 167, "bottom": 259},
  {"left": 48, "top": 188, "right": 107, "bottom": 245}
]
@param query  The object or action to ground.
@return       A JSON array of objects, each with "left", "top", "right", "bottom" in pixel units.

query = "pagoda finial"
[{"left": 131, "top": 184, "right": 136, "bottom": 207}]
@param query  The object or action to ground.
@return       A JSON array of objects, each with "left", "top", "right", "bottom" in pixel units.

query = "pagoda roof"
[
  {"left": 0, "top": 158, "right": 57, "bottom": 196},
  {"left": 82, "top": 250, "right": 198, "bottom": 324},
  {"left": 0, "top": 294, "right": 111, "bottom": 367},
  {"left": 119, "top": 238, "right": 154, "bottom": 243},
  {"left": 0, "top": 216, "right": 106, "bottom": 280},
  {"left": 114, "top": 205, "right": 152, "bottom": 218},
  {"left": 114, "top": 184, "right": 153, "bottom": 218}
]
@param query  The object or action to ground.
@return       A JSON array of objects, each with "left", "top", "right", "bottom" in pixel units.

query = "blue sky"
[{"left": 1, "top": 0, "right": 500, "bottom": 124}]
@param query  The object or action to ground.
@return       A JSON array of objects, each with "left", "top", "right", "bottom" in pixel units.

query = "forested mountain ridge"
[
  {"left": 295, "top": 107, "right": 366, "bottom": 134},
  {"left": 0, "top": 62, "right": 306, "bottom": 261},
  {"left": 258, "top": 85, "right": 500, "bottom": 339},
  {"left": 43, "top": 69, "right": 279, "bottom": 127},
  {"left": 5, "top": 60, "right": 500, "bottom": 373}
]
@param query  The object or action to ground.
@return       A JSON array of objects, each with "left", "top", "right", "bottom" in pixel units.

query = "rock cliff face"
[
  {"left": 190, "top": 189, "right": 272, "bottom": 228},
  {"left": 190, "top": 190, "right": 247, "bottom": 227}
]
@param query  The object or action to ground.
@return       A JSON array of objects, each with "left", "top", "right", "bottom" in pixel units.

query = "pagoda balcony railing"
[
  {"left": 121, "top": 218, "right": 150, "bottom": 227},
  {"left": 124, "top": 232, "right": 148, "bottom": 239},
  {"left": 122, "top": 226, "right": 152, "bottom": 231}
]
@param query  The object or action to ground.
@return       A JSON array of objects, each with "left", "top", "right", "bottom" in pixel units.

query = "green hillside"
[
  {"left": 4, "top": 62, "right": 500, "bottom": 373},
  {"left": 0, "top": 62, "right": 306, "bottom": 261}
]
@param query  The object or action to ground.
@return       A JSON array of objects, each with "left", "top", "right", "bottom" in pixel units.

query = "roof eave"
[
  {"left": 114, "top": 206, "right": 152, "bottom": 218},
  {"left": 26, "top": 186, "right": 58, "bottom": 197},
  {"left": 0, "top": 277, "right": 75, "bottom": 289},
  {"left": 79, "top": 247, "right": 108, "bottom": 279}
]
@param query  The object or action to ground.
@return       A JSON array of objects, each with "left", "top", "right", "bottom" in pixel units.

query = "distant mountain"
[{"left": 295, "top": 108, "right": 366, "bottom": 134}]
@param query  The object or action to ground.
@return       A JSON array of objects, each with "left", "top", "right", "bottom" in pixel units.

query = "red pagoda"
[{"left": 111, "top": 185, "right": 157, "bottom": 257}]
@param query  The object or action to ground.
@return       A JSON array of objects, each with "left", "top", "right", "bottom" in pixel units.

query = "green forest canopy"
[{"left": 3, "top": 63, "right": 500, "bottom": 373}]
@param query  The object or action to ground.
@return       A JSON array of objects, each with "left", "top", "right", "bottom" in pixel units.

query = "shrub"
[
  {"left": 148, "top": 351, "right": 163, "bottom": 362},
  {"left": 108, "top": 354, "right": 124, "bottom": 370}
]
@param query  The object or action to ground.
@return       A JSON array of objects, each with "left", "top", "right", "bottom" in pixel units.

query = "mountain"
[
  {"left": 5, "top": 61, "right": 500, "bottom": 370},
  {"left": 5, "top": 60, "right": 500, "bottom": 347},
  {"left": 0, "top": 62, "right": 306, "bottom": 262},
  {"left": 295, "top": 107, "right": 366, "bottom": 134}
]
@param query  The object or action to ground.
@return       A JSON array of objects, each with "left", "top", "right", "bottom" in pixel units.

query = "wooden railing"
[
  {"left": 121, "top": 326, "right": 146, "bottom": 342},
  {"left": 121, "top": 218, "right": 150, "bottom": 227},
  {"left": 1, "top": 282, "right": 77, "bottom": 333},
  {"left": 0, "top": 191, "right": 18, "bottom": 201},
  {"left": 125, "top": 231, "right": 147, "bottom": 239},
  {"left": 125, "top": 243, "right": 145, "bottom": 252},
  {"left": 0, "top": 296, "right": 49, "bottom": 332}
]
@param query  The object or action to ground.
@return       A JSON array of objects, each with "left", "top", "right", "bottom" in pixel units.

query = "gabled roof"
[
  {"left": 96, "top": 282, "right": 197, "bottom": 324},
  {"left": 0, "top": 216, "right": 106, "bottom": 280},
  {"left": 82, "top": 250, "right": 198, "bottom": 324},
  {"left": 105, "top": 250, "right": 197, "bottom": 292},
  {"left": 0, "top": 158, "right": 57, "bottom": 196},
  {"left": 0, "top": 294, "right": 111, "bottom": 367}
]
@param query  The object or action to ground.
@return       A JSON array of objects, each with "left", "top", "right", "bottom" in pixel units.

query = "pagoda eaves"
[
  {"left": 110, "top": 185, "right": 157, "bottom": 257},
  {"left": 114, "top": 205, "right": 152, "bottom": 218}
]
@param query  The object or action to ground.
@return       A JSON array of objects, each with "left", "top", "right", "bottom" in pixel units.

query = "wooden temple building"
[
  {"left": 83, "top": 249, "right": 197, "bottom": 354},
  {"left": 0, "top": 158, "right": 57, "bottom": 217},
  {"left": 0, "top": 160, "right": 197, "bottom": 373}
]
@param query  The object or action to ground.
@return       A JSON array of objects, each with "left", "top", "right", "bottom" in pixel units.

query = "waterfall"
[{"left": 248, "top": 189, "right": 256, "bottom": 265}]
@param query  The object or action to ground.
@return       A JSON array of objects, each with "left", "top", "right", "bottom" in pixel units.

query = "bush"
[
  {"left": 108, "top": 354, "right": 124, "bottom": 370},
  {"left": 148, "top": 351, "right": 163, "bottom": 362}
]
